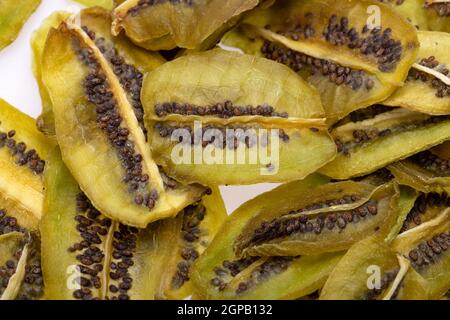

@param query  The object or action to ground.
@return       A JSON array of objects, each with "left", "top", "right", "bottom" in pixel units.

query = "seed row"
[
  {"left": 128, "top": 0, "right": 194, "bottom": 16},
  {"left": 261, "top": 41, "right": 375, "bottom": 91},
  {"left": 154, "top": 101, "right": 289, "bottom": 119},
  {"left": 155, "top": 122, "right": 290, "bottom": 149},
  {"left": 0, "top": 125, "right": 45, "bottom": 174},
  {"left": 335, "top": 115, "right": 450, "bottom": 155},
  {"left": 171, "top": 203, "right": 206, "bottom": 290}
]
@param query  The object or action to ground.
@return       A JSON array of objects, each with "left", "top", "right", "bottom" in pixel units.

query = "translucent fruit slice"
[
  {"left": 111, "top": 0, "right": 261, "bottom": 50},
  {"left": 220, "top": 0, "right": 419, "bottom": 122},
  {"left": 142, "top": 49, "right": 326, "bottom": 126},
  {"left": 73, "top": 0, "right": 114, "bottom": 9},
  {"left": 153, "top": 187, "right": 227, "bottom": 300},
  {"left": 320, "top": 235, "right": 429, "bottom": 300},
  {"left": 234, "top": 180, "right": 399, "bottom": 257},
  {"left": 0, "top": 0, "right": 41, "bottom": 51},
  {"left": 319, "top": 108, "right": 450, "bottom": 179},
  {"left": 0, "top": 99, "right": 53, "bottom": 224},
  {"left": 41, "top": 18, "right": 205, "bottom": 227},
  {"left": 148, "top": 121, "right": 336, "bottom": 185},
  {"left": 392, "top": 208, "right": 450, "bottom": 299},
  {"left": 383, "top": 31, "right": 450, "bottom": 115},
  {"left": 389, "top": 141, "right": 450, "bottom": 194},
  {"left": 0, "top": 232, "right": 44, "bottom": 300},
  {"left": 32, "top": 7, "right": 165, "bottom": 135},
  {"left": 192, "top": 174, "right": 345, "bottom": 300}
]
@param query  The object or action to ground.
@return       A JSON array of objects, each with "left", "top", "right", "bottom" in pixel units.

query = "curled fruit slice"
[
  {"left": 73, "top": 0, "right": 114, "bottom": 9},
  {"left": 192, "top": 174, "right": 345, "bottom": 300},
  {"left": 234, "top": 180, "right": 399, "bottom": 257},
  {"left": 392, "top": 208, "right": 450, "bottom": 299},
  {"left": 41, "top": 149, "right": 225, "bottom": 300},
  {"left": 32, "top": 7, "right": 165, "bottom": 135},
  {"left": 221, "top": 0, "right": 419, "bottom": 122},
  {"left": 0, "top": 0, "right": 41, "bottom": 50},
  {"left": 31, "top": 11, "right": 70, "bottom": 135},
  {"left": 320, "top": 235, "right": 428, "bottom": 300},
  {"left": 389, "top": 141, "right": 450, "bottom": 193},
  {"left": 154, "top": 188, "right": 227, "bottom": 299},
  {"left": 142, "top": 49, "right": 326, "bottom": 126},
  {"left": 111, "top": 0, "right": 261, "bottom": 50},
  {"left": 42, "top": 17, "right": 204, "bottom": 227},
  {"left": 398, "top": 192, "right": 450, "bottom": 234},
  {"left": 383, "top": 31, "right": 450, "bottom": 115},
  {"left": 148, "top": 121, "right": 336, "bottom": 185},
  {"left": 319, "top": 107, "right": 450, "bottom": 179},
  {"left": 0, "top": 232, "right": 44, "bottom": 300},
  {"left": 379, "top": 0, "right": 450, "bottom": 32},
  {"left": 0, "top": 99, "right": 53, "bottom": 224}
]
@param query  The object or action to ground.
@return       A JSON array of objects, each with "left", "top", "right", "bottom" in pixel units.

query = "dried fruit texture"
[
  {"left": 32, "top": 7, "right": 165, "bottom": 135},
  {"left": 378, "top": 0, "right": 450, "bottom": 32},
  {"left": 233, "top": 180, "right": 399, "bottom": 257},
  {"left": 0, "top": 0, "right": 41, "bottom": 51},
  {"left": 320, "top": 235, "right": 429, "bottom": 300},
  {"left": 41, "top": 149, "right": 225, "bottom": 300},
  {"left": 73, "top": 0, "right": 114, "bottom": 9},
  {"left": 153, "top": 188, "right": 227, "bottom": 299},
  {"left": 149, "top": 121, "right": 336, "bottom": 185},
  {"left": 319, "top": 107, "right": 450, "bottom": 179},
  {"left": 398, "top": 192, "right": 450, "bottom": 235},
  {"left": 389, "top": 141, "right": 450, "bottom": 193},
  {"left": 0, "top": 99, "right": 53, "bottom": 226},
  {"left": 111, "top": 0, "right": 261, "bottom": 50},
  {"left": 0, "top": 233, "right": 44, "bottom": 300},
  {"left": 41, "top": 18, "right": 205, "bottom": 227},
  {"left": 143, "top": 49, "right": 336, "bottom": 185},
  {"left": 383, "top": 31, "right": 450, "bottom": 115},
  {"left": 220, "top": 0, "right": 419, "bottom": 123},
  {"left": 392, "top": 208, "right": 450, "bottom": 299},
  {"left": 192, "top": 175, "right": 345, "bottom": 300}
]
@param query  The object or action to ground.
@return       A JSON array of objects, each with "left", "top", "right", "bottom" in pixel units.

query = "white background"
[{"left": 0, "top": 0, "right": 278, "bottom": 214}]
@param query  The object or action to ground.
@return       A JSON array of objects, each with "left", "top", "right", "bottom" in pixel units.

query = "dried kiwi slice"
[
  {"left": 233, "top": 180, "right": 399, "bottom": 257},
  {"left": 320, "top": 235, "right": 429, "bottom": 300},
  {"left": 111, "top": 0, "right": 261, "bottom": 50},
  {"left": 392, "top": 208, "right": 450, "bottom": 299},
  {"left": 383, "top": 31, "right": 450, "bottom": 115},
  {"left": 320, "top": 107, "right": 450, "bottom": 179},
  {"left": 389, "top": 141, "right": 450, "bottom": 193},
  {"left": 148, "top": 121, "right": 336, "bottom": 185},
  {"left": 41, "top": 148, "right": 225, "bottom": 300},
  {"left": 32, "top": 7, "right": 165, "bottom": 135},
  {"left": 41, "top": 17, "right": 205, "bottom": 227},
  {"left": 0, "top": 232, "right": 44, "bottom": 300},
  {"left": 31, "top": 11, "right": 70, "bottom": 135},
  {"left": 397, "top": 192, "right": 450, "bottom": 234},
  {"left": 0, "top": 99, "right": 53, "bottom": 223},
  {"left": 0, "top": 0, "right": 41, "bottom": 51},
  {"left": 142, "top": 49, "right": 326, "bottom": 126},
  {"left": 379, "top": 0, "right": 450, "bottom": 32},
  {"left": 220, "top": 0, "right": 419, "bottom": 122},
  {"left": 153, "top": 188, "right": 227, "bottom": 299},
  {"left": 192, "top": 174, "right": 345, "bottom": 300}
]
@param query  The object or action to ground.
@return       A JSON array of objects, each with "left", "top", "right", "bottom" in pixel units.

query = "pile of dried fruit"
[{"left": 0, "top": 0, "right": 449, "bottom": 300}]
